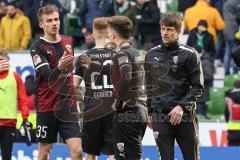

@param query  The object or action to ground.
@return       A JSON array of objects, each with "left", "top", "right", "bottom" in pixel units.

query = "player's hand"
[
  {"left": 147, "top": 116, "right": 153, "bottom": 129},
  {"left": 168, "top": 105, "right": 183, "bottom": 125},
  {"left": 75, "top": 87, "right": 84, "bottom": 102},
  {"left": 82, "top": 28, "right": 87, "bottom": 34},
  {"left": 80, "top": 54, "right": 91, "bottom": 69},
  {"left": 58, "top": 51, "right": 73, "bottom": 70},
  {"left": 123, "top": 99, "right": 131, "bottom": 108},
  {"left": 0, "top": 59, "right": 10, "bottom": 72}
]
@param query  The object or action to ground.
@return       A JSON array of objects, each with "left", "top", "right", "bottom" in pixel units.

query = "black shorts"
[
  {"left": 36, "top": 110, "right": 82, "bottom": 143},
  {"left": 112, "top": 107, "right": 147, "bottom": 160},
  {"left": 82, "top": 112, "right": 114, "bottom": 156}
]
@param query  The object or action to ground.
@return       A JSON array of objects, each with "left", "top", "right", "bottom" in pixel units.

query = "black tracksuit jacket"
[{"left": 145, "top": 42, "right": 204, "bottom": 114}]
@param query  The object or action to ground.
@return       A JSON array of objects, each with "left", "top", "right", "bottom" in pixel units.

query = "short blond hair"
[
  {"left": 93, "top": 17, "right": 109, "bottom": 33},
  {"left": 38, "top": 4, "right": 59, "bottom": 21}
]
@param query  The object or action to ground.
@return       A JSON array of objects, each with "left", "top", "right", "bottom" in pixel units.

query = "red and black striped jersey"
[{"left": 30, "top": 36, "right": 76, "bottom": 112}]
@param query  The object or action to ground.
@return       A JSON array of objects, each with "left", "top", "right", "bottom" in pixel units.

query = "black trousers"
[
  {"left": 227, "top": 130, "right": 240, "bottom": 146},
  {"left": 152, "top": 111, "right": 199, "bottom": 160},
  {"left": 0, "top": 126, "right": 16, "bottom": 160}
]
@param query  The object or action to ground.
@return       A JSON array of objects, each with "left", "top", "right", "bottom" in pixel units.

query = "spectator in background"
[
  {"left": 178, "top": 0, "right": 197, "bottom": 15},
  {"left": 114, "top": 0, "right": 138, "bottom": 41},
  {"left": 135, "top": 0, "right": 161, "bottom": 51},
  {"left": 184, "top": 0, "right": 224, "bottom": 41},
  {"left": 80, "top": 29, "right": 95, "bottom": 50},
  {"left": 17, "top": 0, "right": 33, "bottom": 16},
  {"left": 187, "top": 19, "right": 215, "bottom": 58},
  {"left": 212, "top": 0, "right": 225, "bottom": 66},
  {"left": 79, "top": 0, "right": 114, "bottom": 34},
  {"left": 0, "top": 2, "right": 31, "bottom": 51},
  {"left": 225, "top": 80, "right": 240, "bottom": 146},
  {"left": 0, "top": 48, "right": 29, "bottom": 160},
  {"left": 24, "top": 75, "right": 35, "bottom": 111},
  {"left": 223, "top": 0, "right": 240, "bottom": 75},
  {"left": 194, "top": 45, "right": 214, "bottom": 119},
  {"left": 0, "top": 0, "right": 6, "bottom": 21}
]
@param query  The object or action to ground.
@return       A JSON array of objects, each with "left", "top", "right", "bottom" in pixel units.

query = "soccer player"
[
  {"left": 107, "top": 15, "right": 147, "bottom": 160},
  {"left": 145, "top": 13, "right": 203, "bottom": 160},
  {"left": 30, "top": 4, "right": 82, "bottom": 160},
  {"left": 0, "top": 49, "right": 29, "bottom": 160},
  {"left": 74, "top": 17, "right": 115, "bottom": 160}
]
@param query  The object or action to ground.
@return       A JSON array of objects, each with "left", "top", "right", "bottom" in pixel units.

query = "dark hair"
[
  {"left": 38, "top": 4, "right": 59, "bottom": 20},
  {"left": 7, "top": 1, "right": 17, "bottom": 8},
  {"left": 234, "top": 80, "right": 240, "bottom": 89},
  {"left": 108, "top": 16, "right": 133, "bottom": 39},
  {"left": 160, "top": 13, "right": 182, "bottom": 32}
]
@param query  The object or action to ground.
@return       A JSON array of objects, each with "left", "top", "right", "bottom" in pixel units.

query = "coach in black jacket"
[{"left": 145, "top": 13, "right": 204, "bottom": 160}]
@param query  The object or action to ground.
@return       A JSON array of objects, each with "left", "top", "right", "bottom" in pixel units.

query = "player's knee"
[
  {"left": 38, "top": 150, "right": 51, "bottom": 160},
  {"left": 38, "top": 146, "right": 51, "bottom": 160},
  {"left": 70, "top": 147, "right": 82, "bottom": 158}
]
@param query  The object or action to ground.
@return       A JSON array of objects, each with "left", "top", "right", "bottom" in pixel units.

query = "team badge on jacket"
[{"left": 173, "top": 56, "right": 178, "bottom": 64}]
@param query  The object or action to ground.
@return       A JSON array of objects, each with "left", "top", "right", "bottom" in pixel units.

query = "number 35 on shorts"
[{"left": 36, "top": 125, "right": 48, "bottom": 138}]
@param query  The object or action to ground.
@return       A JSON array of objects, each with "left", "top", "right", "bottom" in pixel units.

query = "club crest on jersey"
[
  {"left": 118, "top": 56, "right": 128, "bottom": 65},
  {"left": 46, "top": 50, "right": 53, "bottom": 56},
  {"left": 117, "top": 143, "right": 125, "bottom": 153},
  {"left": 173, "top": 56, "right": 178, "bottom": 64},
  {"left": 65, "top": 45, "right": 72, "bottom": 53},
  {"left": 33, "top": 54, "right": 41, "bottom": 66}
]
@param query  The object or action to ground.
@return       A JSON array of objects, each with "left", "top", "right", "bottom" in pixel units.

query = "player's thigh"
[
  {"left": 36, "top": 111, "right": 58, "bottom": 143},
  {"left": 101, "top": 113, "right": 114, "bottom": 155},
  {"left": 112, "top": 107, "right": 147, "bottom": 159},
  {"left": 82, "top": 118, "right": 103, "bottom": 156}
]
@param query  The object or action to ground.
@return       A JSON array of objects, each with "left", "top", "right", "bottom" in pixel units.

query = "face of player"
[
  {"left": 39, "top": 12, "right": 60, "bottom": 36},
  {"left": 161, "top": 25, "right": 180, "bottom": 46}
]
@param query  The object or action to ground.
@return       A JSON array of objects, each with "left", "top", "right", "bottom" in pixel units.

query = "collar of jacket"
[
  {"left": 196, "top": 0, "right": 210, "bottom": 7},
  {"left": 161, "top": 41, "right": 179, "bottom": 51},
  {"left": 7, "top": 11, "right": 21, "bottom": 19}
]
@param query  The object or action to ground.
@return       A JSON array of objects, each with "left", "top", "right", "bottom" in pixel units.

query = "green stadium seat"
[
  {"left": 64, "top": 13, "right": 82, "bottom": 37},
  {"left": 166, "top": 0, "right": 178, "bottom": 13},
  {"left": 224, "top": 74, "right": 240, "bottom": 89},
  {"left": 207, "top": 87, "right": 226, "bottom": 116}
]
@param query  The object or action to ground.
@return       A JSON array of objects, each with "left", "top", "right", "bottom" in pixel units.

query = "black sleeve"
[
  {"left": 178, "top": 50, "right": 204, "bottom": 110},
  {"left": 225, "top": 104, "right": 230, "bottom": 122},
  {"left": 231, "top": 45, "right": 240, "bottom": 69},
  {"left": 74, "top": 56, "right": 85, "bottom": 77},
  {"left": 202, "top": 57, "right": 214, "bottom": 82},
  {"left": 137, "top": 3, "right": 160, "bottom": 24},
  {"left": 145, "top": 54, "right": 152, "bottom": 114},
  {"left": 115, "top": 52, "right": 133, "bottom": 101},
  {"left": 30, "top": 46, "right": 62, "bottom": 81}
]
